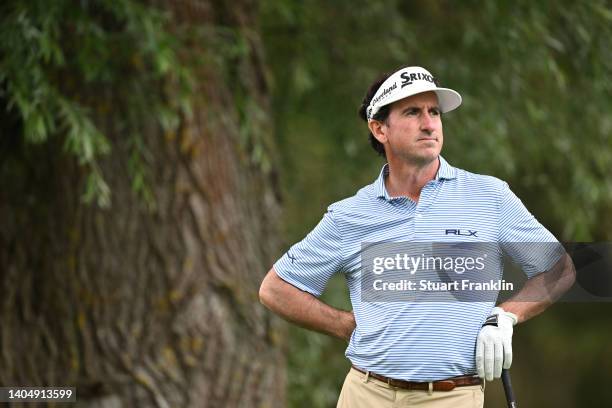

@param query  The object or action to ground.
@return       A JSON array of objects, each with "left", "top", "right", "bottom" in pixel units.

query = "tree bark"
[{"left": 0, "top": 1, "right": 285, "bottom": 406}]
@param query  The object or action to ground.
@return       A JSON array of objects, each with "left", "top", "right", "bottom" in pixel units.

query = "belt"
[{"left": 351, "top": 365, "right": 482, "bottom": 392}]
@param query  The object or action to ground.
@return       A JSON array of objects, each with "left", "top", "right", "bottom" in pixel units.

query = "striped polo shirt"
[{"left": 274, "top": 156, "right": 562, "bottom": 381}]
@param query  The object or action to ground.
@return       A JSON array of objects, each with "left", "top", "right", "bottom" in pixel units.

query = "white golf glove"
[{"left": 476, "top": 307, "right": 518, "bottom": 381}]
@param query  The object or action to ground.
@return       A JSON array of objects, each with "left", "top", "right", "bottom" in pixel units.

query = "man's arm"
[
  {"left": 259, "top": 267, "right": 355, "bottom": 341},
  {"left": 498, "top": 253, "right": 576, "bottom": 323},
  {"left": 476, "top": 253, "right": 575, "bottom": 380}
]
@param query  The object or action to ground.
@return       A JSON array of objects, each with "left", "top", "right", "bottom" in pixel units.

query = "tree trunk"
[{"left": 0, "top": 1, "right": 285, "bottom": 406}]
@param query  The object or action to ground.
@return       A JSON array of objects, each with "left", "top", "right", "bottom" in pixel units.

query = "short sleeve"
[
  {"left": 498, "top": 182, "right": 564, "bottom": 278},
  {"left": 274, "top": 208, "right": 345, "bottom": 297}
]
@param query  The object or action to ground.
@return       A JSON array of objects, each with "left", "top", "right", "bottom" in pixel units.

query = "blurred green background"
[{"left": 261, "top": 0, "right": 612, "bottom": 407}]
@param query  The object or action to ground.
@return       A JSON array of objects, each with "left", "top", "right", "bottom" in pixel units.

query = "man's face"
[{"left": 372, "top": 91, "right": 443, "bottom": 166}]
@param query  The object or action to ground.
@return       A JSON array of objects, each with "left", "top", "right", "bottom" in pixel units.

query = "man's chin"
[{"left": 401, "top": 152, "right": 439, "bottom": 166}]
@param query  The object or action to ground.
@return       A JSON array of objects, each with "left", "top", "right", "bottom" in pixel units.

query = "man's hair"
[{"left": 358, "top": 72, "right": 393, "bottom": 159}]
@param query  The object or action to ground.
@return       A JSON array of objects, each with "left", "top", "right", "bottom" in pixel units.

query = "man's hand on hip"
[
  {"left": 259, "top": 268, "right": 357, "bottom": 341},
  {"left": 476, "top": 306, "right": 518, "bottom": 381}
]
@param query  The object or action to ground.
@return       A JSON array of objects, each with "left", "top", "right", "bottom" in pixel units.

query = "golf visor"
[{"left": 367, "top": 66, "right": 462, "bottom": 120}]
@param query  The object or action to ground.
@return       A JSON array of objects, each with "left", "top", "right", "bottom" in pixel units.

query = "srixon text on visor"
[
  {"left": 371, "top": 72, "right": 437, "bottom": 106},
  {"left": 400, "top": 72, "right": 435, "bottom": 87}
]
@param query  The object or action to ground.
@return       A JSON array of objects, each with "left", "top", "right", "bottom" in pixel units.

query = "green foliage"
[
  {"left": 0, "top": 0, "right": 188, "bottom": 207},
  {"left": 262, "top": 1, "right": 612, "bottom": 407}
]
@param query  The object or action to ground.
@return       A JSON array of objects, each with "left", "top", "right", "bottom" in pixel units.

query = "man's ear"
[{"left": 368, "top": 119, "right": 388, "bottom": 144}]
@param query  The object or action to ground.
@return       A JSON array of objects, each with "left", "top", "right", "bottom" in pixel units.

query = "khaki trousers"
[{"left": 337, "top": 368, "right": 484, "bottom": 408}]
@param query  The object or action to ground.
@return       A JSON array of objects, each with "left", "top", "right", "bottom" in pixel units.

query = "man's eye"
[
  {"left": 405, "top": 109, "right": 419, "bottom": 116},
  {"left": 430, "top": 109, "right": 441, "bottom": 116}
]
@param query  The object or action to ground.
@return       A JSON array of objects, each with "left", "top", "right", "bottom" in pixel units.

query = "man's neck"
[{"left": 384, "top": 157, "right": 440, "bottom": 202}]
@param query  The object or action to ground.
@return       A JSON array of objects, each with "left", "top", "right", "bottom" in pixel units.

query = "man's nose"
[{"left": 420, "top": 113, "right": 435, "bottom": 133}]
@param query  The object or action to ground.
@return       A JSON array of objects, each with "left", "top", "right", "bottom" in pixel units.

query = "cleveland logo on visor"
[{"left": 370, "top": 82, "right": 398, "bottom": 106}]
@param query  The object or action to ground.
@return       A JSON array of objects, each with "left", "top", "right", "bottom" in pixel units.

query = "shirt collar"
[
  {"left": 374, "top": 156, "right": 457, "bottom": 201},
  {"left": 437, "top": 156, "right": 457, "bottom": 180}
]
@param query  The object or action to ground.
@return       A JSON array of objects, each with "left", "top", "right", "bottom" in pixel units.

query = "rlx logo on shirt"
[{"left": 445, "top": 229, "right": 478, "bottom": 237}]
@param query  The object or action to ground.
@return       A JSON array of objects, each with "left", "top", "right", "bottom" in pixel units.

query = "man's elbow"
[
  {"left": 554, "top": 254, "right": 576, "bottom": 294},
  {"left": 259, "top": 280, "right": 270, "bottom": 308},
  {"left": 259, "top": 270, "right": 276, "bottom": 309},
  {"left": 563, "top": 254, "right": 577, "bottom": 288}
]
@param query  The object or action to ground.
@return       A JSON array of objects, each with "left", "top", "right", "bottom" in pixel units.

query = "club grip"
[{"left": 501, "top": 369, "right": 518, "bottom": 408}]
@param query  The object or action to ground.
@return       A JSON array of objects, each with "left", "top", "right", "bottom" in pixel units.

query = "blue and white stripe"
[{"left": 274, "top": 156, "right": 561, "bottom": 381}]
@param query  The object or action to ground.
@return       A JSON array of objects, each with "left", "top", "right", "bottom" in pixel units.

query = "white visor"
[{"left": 367, "top": 66, "right": 462, "bottom": 120}]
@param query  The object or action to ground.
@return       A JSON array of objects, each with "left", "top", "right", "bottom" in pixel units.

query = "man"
[{"left": 259, "top": 66, "right": 575, "bottom": 407}]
